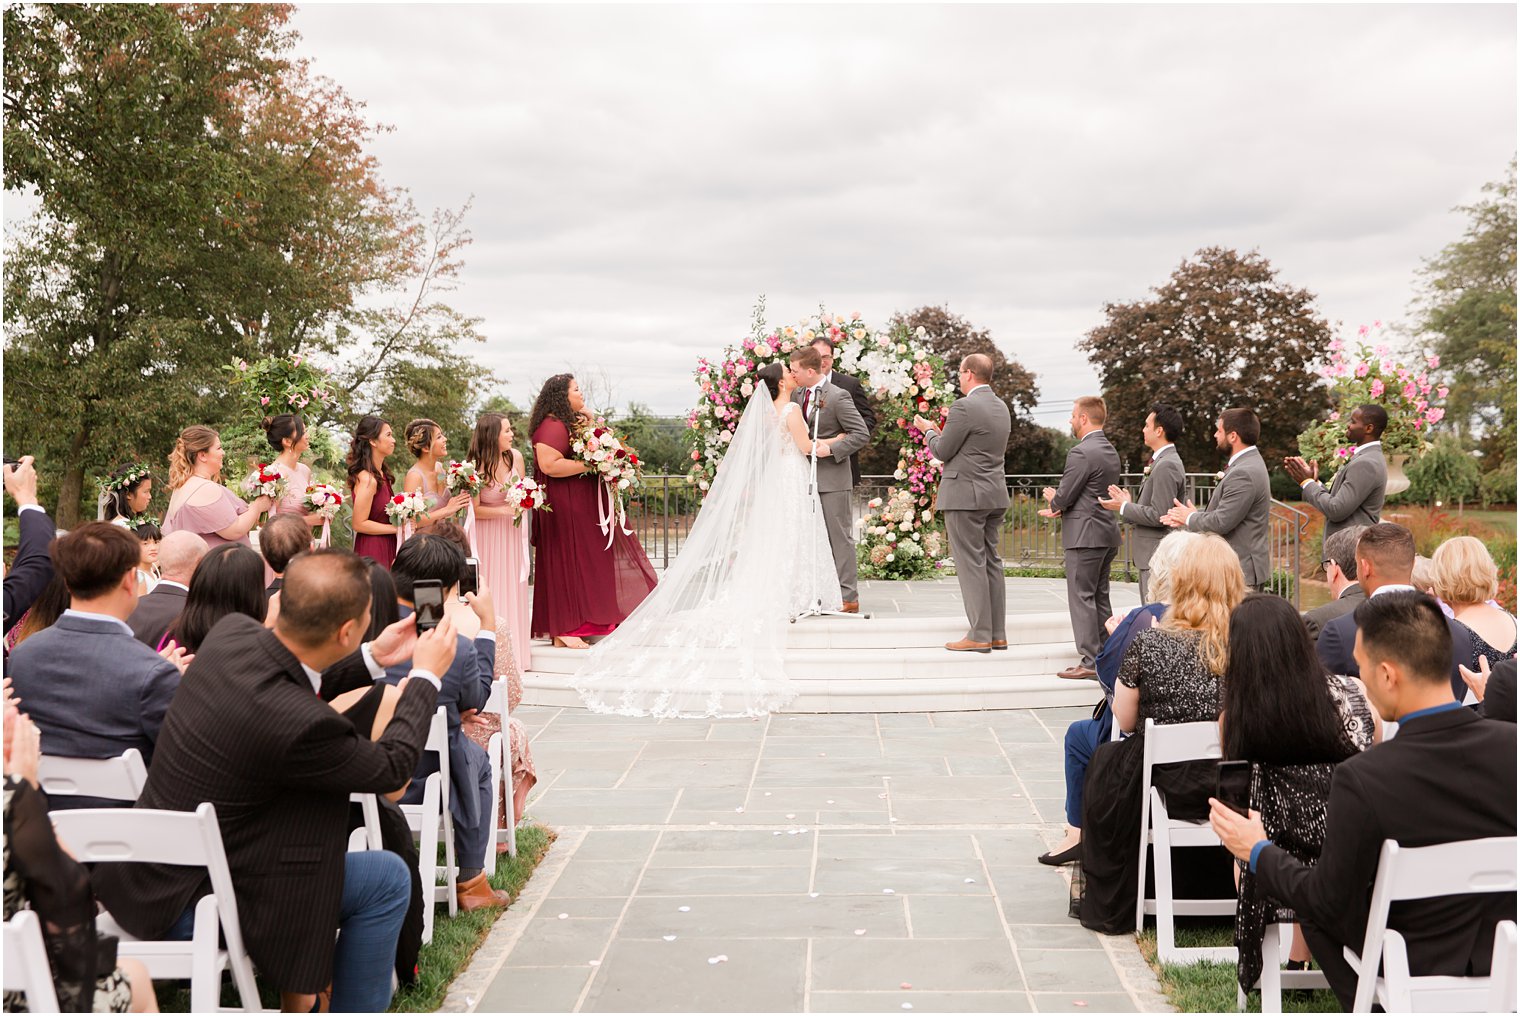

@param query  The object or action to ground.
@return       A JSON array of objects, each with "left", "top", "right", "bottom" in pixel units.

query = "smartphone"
[
  {"left": 460, "top": 558, "right": 479, "bottom": 601},
  {"left": 1216, "top": 760, "right": 1253, "bottom": 817},
  {"left": 412, "top": 579, "right": 445, "bottom": 634}
]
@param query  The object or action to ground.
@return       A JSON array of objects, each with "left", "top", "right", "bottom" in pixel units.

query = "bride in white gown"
[{"left": 573, "top": 361, "right": 843, "bottom": 718}]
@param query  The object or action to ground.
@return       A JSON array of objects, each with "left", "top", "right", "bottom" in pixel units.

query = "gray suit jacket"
[
  {"left": 8, "top": 612, "right": 181, "bottom": 762},
  {"left": 925, "top": 385, "right": 1011, "bottom": 512},
  {"left": 794, "top": 381, "right": 870, "bottom": 495},
  {"left": 128, "top": 582, "right": 188, "bottom": 648},
  {"left": 1122, "top": 447, "right": 1187, "bottom": 570},
  {"left": 1186, "top": 446, "right": 1273, "bottom": 586},
  {"left": 1303, "top": 443, "right": 1386, "bottom": 544},
  {"left": 1051, "top": 431, "right": 1121, "bottom": 550},
  {"left": 1302, "top": 583, "right": 1365, "bottom": 642}
]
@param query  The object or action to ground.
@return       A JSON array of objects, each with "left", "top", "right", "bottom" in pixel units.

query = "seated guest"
[
  {"left": 1412, "top": 554, "right": 1437, "bottom": 594},
  {"left": 3, "top": 456, "right": 55, "bottom": 640},
  {"left": 9, "top": 523, "right": 189, "bottom": 801},
  {"left": 1431, "top": 536, "right": 1517, "bottom": 673},
  {"left": 1302, "top": 525, "right": 1366, "bottom": 641},
  {"left": 1042, "top": 530, "right": 1199, "bottom": 866},
  {"left": 4, "top": 684, "right": 158, "bottom": 1013},
  {"left": 1461, "top": 656, "right": 1518, "bottom": 724},
  {"left": 259, "top": 512, "right": 313, "bottom": 598},
  {"left": 379, "top": 534, "right": 507, "bottom": 909},
  {"left": 1221, "top": 593, "right": 1379, "bottom": 997},
  {"left": 1317, "top": 523, "right": 1478, "bottom": 701},
  {"left": 92, "top": 550, "right": 457, "bottom": 1014},
  {"left": 1077, "top": 534, "right": 1246, "bottom": 932},
  {"left": 5, "top": 574, "right": 67, "bottom": 652},
  {"left": 1212, "top": 592, "right": 1517, "bottom": 1010},
  {"left": 161, "top": 543, "right": 267, "bottom": 653},
  {"left": 127, "top": 531, "right": 207, "bottom": 648}
]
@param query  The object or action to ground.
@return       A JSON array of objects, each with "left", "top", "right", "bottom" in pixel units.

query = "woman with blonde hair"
[
  {"left": 1431, "top": 535, "right": 1516, "bottom": 672},
  {"left": 1076, "top": 533, "right": 1246, "bottom": 933},
  {"left": 161, "top": 425, "right": 273, "bottom": 550}
]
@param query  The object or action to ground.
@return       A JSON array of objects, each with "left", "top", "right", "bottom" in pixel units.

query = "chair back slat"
[
  {"left": 1144, "top": 719, "right": 1222, "bottom": 768},
  {"left": 1380, "top": 836, "right": 1519, "bottom": 902},
  {"left": 51, "top": 804, "right": 214, "bottom": 867},
  {"left": 38, "top": 750, "right": 148, "bottom": 801},
  {"left": 3, "top": 910, "right": 60, "bottom": 1012}
]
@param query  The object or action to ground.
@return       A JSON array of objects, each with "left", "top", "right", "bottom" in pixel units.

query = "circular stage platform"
[{"left": 521, "top": 612, "right": 1100, "bottom": 713}]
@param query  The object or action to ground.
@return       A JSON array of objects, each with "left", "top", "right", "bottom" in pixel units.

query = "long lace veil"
[{"left": 573, "top": 389, "right": 796, "bottom": 718}]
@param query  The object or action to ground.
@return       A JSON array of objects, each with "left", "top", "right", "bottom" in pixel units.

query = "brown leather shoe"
[
  {"left": 840, "top": 601, "right": 860, "bottom": 614},
  {"left": 945, "top": 639, "right": 993, "bottom": 654},
  {"left": 1056, "top": 665, "right": 1098, "bottom": 680},
  {"left": 990, "top": 639, "right": 1008, "bottom": 651},
  {"left": 457, "top": 872, "right": 510, "bottom": 911}
]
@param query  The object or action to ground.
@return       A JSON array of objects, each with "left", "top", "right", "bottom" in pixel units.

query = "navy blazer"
[
  {"left": 380, "top": 605, "right": 494, "bottom": 828},
  {"left": 1316, "top": 596, "right": 1476, "bottom": 701},
  {"left": 8, "top": 612, "right": 180, "bottom": 764},
  {"left": 3, "top": 506, "right": 55, "bottom": 636},
  {"left": 1098, "top": 602, "right": 1168, "bottom": 699}
]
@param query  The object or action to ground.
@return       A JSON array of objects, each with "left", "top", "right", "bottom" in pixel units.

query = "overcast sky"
[{"left": 113, "top": 6, "right": 1520, "bottom": 418}]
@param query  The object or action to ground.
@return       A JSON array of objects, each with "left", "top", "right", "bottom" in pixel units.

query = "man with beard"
[
  {"left": 1284, "top": 403, "right": 1388, "bottom": 545},
  {"left": 1162, "top": 407, "right": 1272, "bottom": 590}
]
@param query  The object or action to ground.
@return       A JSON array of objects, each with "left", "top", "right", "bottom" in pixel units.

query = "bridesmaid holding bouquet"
[
  {"left": 348, "top": 415, "right": 400, "bottom": 570},
  {"left": 468, "top": 412, "right": 533, "bottom": 671},
  {"left": 265, "top": 414, "right": 322, "bottom": 527}
]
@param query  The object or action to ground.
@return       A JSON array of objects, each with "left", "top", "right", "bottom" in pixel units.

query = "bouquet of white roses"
[
  {"left": 443, "top": 459, "right": 483, "bottom": 496},
  {"left": 571, "top": 419, "right": 642, "bottom": 548},
  {"left": 384, "top": 489, "right": 430, "bottom": 553},
  {"left": 503, "top": 476, "right": 552, "bottom": 528},
  {"left": 242, "top": 462, "right": 288, "bottom": 504},
  {"left": 303, "top": 483, "right": 345, "bottom": 547}
]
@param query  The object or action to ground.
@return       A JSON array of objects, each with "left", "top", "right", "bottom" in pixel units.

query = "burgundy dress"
[
  {"left": 352, "top": 473, "right": 398, "bottom": 571},
  {"left": 530, "top": 416, "right": 657, "bottom": 639}
]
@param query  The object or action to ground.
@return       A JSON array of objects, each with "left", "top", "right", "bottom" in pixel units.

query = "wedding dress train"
[{"left": 572, "top": 393, "right": 842, "bottom": 718}]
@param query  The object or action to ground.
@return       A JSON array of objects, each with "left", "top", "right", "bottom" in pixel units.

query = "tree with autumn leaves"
[
  {"left": 3, "top": 4, "right": 489, "bottom": 526},
  {"left": 1079, "top": 247, "right": 1332, "bottom": 475}
]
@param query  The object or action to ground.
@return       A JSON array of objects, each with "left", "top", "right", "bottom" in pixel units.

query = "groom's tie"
[{"left": 801, "top": 387, "right": 812, "bottom": 420}]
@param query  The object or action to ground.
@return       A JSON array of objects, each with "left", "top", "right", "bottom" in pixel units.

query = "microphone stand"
[{"left": 792, "top": 386, "right": 871, "bottom": 623}]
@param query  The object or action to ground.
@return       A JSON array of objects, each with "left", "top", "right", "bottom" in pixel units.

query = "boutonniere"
[
  {"left": 1214, "top": 470, "right": 1226, "bottom": 481},
  {"left": 1143, "top": 464, "right": 1153, "bottom": 476}
]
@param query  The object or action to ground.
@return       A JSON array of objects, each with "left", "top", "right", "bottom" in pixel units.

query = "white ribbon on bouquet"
[{"left": 596, "top": 478, "right": 633, "bottom": 550}]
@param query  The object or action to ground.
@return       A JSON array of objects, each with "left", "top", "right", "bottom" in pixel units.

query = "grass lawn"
[
  {"left": 1137, "top": 920, "right": 1341, "bottom": 1013},
  {"left": 155, "top": 823, "right": 556, "bottom": 1013}
]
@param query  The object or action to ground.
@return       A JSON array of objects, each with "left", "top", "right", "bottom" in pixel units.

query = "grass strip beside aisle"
[{"left": 1137, "top": 922, "right": 1340, "bottom": 1013}]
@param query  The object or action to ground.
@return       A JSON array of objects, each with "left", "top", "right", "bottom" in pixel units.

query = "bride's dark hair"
[
  {"left": 529, "top": 373, "right": 584, "bottom": 438},
  {"left": 756, "top": 362, "right": 786, "bottom": 401}
]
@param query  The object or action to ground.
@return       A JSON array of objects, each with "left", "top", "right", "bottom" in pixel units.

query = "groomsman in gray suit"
[
  {"left": 1040, "top": 397, "right": 1122, "bottom": 679},
  {"left": 1284, "top": 403, "right": 1388, "bottom": 545},
  {"left": 1163, "top": 407, "right": 1273, "bottom": 589},
  {"left": 1098, "top": 403, "right": 1187, "bottom": 602},
  {"left": 914, "top": 354, "right": 1012, "bottom": 653},
  {"left": 790, "top": 345, "right": 871, "bottom": 612}
]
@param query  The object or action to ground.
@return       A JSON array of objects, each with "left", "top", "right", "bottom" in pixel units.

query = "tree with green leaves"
[
  {"left": 3, "top": 4, "right": 489, "bottom": 525},
  {"left": 1079, "top": 246, "right": 1332, "bottom": 471},
  {"left": 1415, "top": 161, "right": 1517, "bottom": 470}
]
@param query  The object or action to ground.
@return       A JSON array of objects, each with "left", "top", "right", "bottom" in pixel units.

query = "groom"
[{"left": 790, "top": 345, "right": 871, "bottom": 612}]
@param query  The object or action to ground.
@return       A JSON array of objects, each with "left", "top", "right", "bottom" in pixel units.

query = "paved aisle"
[{"left": 449, "top": 704, "right": 1170, "bottom": 1013}]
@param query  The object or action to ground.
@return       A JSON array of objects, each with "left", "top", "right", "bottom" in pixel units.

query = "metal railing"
[{"left": 624, "top": 472, "right": 1306, "bottom": 606}]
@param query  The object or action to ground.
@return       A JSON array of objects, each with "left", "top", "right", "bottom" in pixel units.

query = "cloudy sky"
[{"left": 290, "top": 5, "right": 1512, "bottom": 419}]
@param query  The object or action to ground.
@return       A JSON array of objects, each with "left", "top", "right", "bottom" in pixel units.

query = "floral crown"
[
  {"left": 97, "top": 463, "right": 152, "bottom": 497},
  {"left": 124, "top": 512, "right": 160, "bottom": 531}
]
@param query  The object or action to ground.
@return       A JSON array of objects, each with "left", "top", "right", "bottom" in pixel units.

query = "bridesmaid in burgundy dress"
[
  {"left": 347, "top": 415, "right": 401, "bottom": 570},
  {"left": 528, "top": 374, "right": 657, "bottom": 648},
  {"left": 265, "top": 414, "right": 321, "bottom": 528}
]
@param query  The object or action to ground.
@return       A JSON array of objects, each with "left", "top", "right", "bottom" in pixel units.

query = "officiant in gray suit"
[
  {"left": 914, "top": 354, "right": 1012, "bottom": 654},
  {"left": 790, "top": 345, "right": 871, "bottom": 612},
  {"left": 1284, "top": 403, "right": 1388, "bottom": 545},
  {"left": 1098, "top": 403, "right": 1187, "bottom": 602},
  {"left": 1040, "top": 397, "right": 1121, "bottom": 678}
]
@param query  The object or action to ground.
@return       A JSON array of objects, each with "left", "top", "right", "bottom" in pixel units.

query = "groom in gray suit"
[
  {"left": 914, "top": 354, "right": 1012, "bottom": 653},
  {"left": 790, "top": 345, "right": 871, "bottom": 612},
  {"left": 1284, "top": 403, "right": 1388, "bottom": 545},
  {"left": 1040, "top": 397, "right": 1122, "bottom": 678}
]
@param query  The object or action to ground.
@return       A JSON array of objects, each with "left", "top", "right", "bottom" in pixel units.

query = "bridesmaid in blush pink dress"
[
  {"left": 264, "top": 413, "right": 321, "bottom": 534},
  {"left": 401, "top": 418, "right": 472, "bottom": 533},
  {"left": 468, "top": 412, "right": 533, "bottom": 672},
  {"left": 161, "top": 425, "right": 273, "bottom": 551}
]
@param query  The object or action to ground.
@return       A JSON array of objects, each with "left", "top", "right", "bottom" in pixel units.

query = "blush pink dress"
[
  {"left": 162, "top": 483, "right": 252, "bottom": 550},
  {"left": 475, "top": 461, "right": 533, "bottom": 672},
  {"left": 272, "top": 461, "right": 313, "bottom": 519}
]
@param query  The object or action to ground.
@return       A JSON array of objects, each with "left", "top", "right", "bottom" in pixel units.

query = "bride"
[{"left": 573, "top": 361, "right": 843, "bottom": 718}]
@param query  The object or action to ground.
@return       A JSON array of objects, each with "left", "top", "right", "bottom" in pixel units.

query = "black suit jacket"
[
  {"left": 127, "top": 583, "right": 189, "bottom": 648},
  {"left": 3, "top": 506, "right": 55, "bottom": 636},
  {"left": 1481, "top": 658, "right": 1518, "bottom": 723},
  {"left": 1256, "top": 707, "right": 1516, "bottom": 985},
  {"left": 91, "top": 613, "right": 438, "bottom": 993},
  {"left": 827, "top": 371, "right": 876, "bottom": 486},
  {"left": 1316, "top": 594, "right": 1476, "bottom": 701}
]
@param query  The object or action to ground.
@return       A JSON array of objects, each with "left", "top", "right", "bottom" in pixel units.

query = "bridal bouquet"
[
  {"left": 503, "top": 476, "right": 552, "bottom": 528},
  {"left": 572, "top": 419, "right": 642, "bottom": 548},
  {"left": 303, "top": 483, "right": 345, "bottom": 547},
  {"left": 242, "top": 462, "right": 289, "bottom": 503}
]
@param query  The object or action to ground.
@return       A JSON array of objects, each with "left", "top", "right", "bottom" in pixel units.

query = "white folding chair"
[
  {"left": 400, "top": 706, "right": 458, "bottom": 944},
  {"left": 1236, "top": 922, "right": 1332, "bottom": 1012},
  {"left": 1135, "top": 718, "right": 1237, "bottom": 964},
  {"left": 347, "top": 792, "right": 384, "bottom": 852},
  {"left": 50, "top": 803, "right": 265, "bottom": 1013},
  {"left": 37, "top": 750, "right": 148, "bottom": 802},
  {"left": 1488, "top": 921, "right": 1517, "bottom": 1013},
  {"left": 483, "top": 679, "right": 517, "bottom": 867},
  {"left": 1345, "top": 836, "right": 1518, "bottom": 1012},
  {"left": 4, "top": 910, "right": 60, "bottom": 1012}
]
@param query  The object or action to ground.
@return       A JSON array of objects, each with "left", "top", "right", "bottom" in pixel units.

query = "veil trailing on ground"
[{"left": 573, "top": 390, "right": 797, "bottom": 718}]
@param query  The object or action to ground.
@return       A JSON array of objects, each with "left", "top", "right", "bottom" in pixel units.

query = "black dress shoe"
[{"left": 1037, "top": 842, "right": 1082, "bottom": 866}]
